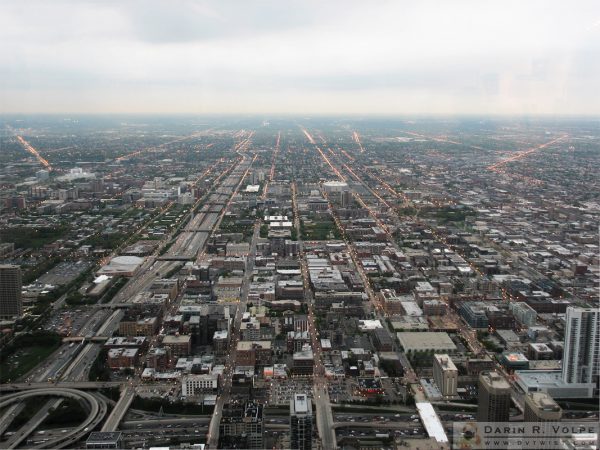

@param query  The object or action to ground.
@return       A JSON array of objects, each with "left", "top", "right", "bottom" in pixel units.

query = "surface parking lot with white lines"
[{"left": 268, "top": 378, "right": 313, "bottom": 405}]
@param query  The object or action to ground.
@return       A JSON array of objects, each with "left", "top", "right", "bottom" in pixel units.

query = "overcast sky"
[{"left": 1, "top": 0, "right": 599, "bottom": 115}]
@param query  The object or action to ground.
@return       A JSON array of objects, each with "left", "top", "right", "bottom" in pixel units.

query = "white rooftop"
[
  {"left": 294, "top": 394, "right": 309, "bottom": 413},
  {"left": 358, "top": 319, "right": 383, "bottom": 331},
  {"left": 264, "top": 215, "right": 288, "bottom": 221},
  {"left": 401, "top": 301, "right": 423, "bottom": 317},
  {"left": 93, "top": 275, "right": 110, "bottom": 283},
  {"left": 97, "top": 255, "right": 144, "bottom": 275},
  {"left": 416, "top": 402, "right": 448, "bottom": 443}
]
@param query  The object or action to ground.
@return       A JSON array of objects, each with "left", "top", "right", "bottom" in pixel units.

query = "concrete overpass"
[
  {"left": 101, "top": 386, "right": 135, "bottom": 432},
  {"left": 61, "top": 336, "right": 110, "bottom": 343},
  {"left": 156, "top": 256, "right": 195, "bottom": 261},
  {"left": 0, "top": 403, "right": 25, "bottom": 436},
  {"left": 95, "top": 303, "right": 134, "bottom": 309},
  {"left": 3, "top": 398, "right": 63, "bottom": 449},
  {"left": 0, "top": 381, "right": 123, "bottom": 392}
]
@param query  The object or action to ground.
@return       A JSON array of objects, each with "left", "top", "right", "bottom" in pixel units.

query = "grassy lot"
[
  {"left": 0, "top": 225, "right": 70, "bottom": 249},
  {"left": 301, "top": 219, "right": 341, "bottom": 240},
  {"left": 219, "top": 216, "right": 254, "bottom": 239},
  {"left": 0, "top": 331, "right": 62, "bottom": 383},
  {"left": 0, "top": 345, "right": 58, "bottom": 383}
]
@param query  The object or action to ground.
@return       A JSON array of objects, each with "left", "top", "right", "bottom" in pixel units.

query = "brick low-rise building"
[
  {"left": 162, "top": 335, "right": 191, "bottom": 357},
  {"left": 237, "top": 341, "right": 272, "bottom": 368},
  {"left": 107, "top": 348, "right": 139, "bottom": 369}
]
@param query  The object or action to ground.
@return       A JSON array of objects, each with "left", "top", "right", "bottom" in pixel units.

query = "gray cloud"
[
  {"left": 0, "top": 0, "right": 598, "bottom": 114},
  {"left": 119, "top": 0, "right": 320, "bottom": 43}
]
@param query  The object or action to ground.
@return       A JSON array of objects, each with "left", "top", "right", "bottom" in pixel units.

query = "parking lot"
[
  {"left": 37, "top": 260, "right": 91, "bottom": 286},
  {"left": 45, "top": 307, "right": 98, "bottom": 336},
  {"left": 136, "top": 383, "right": 180, "bottom": 401},
  {"left": 326, "top": 377, "right": 405, "bottom": 404},
  {"left": 327, "top": 377, "right": 347, "bottom": 403},
  {"left": 269, "top": 378, "right": 313, "bottom": 405}
]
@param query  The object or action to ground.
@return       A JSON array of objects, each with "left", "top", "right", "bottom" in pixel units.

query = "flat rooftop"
[
  {"left": 86, "top": 431, "right": 122, "bottom": 444},
  {"left": 530, "top": 342, "right": 553, "bottom": 351},
  {"left": 515, "top": 370, "right": 595, "bottom": 398},
  {"left": 358, "top": 319, "right": 383, "bottom": 330},
  {"left": 434, "top": 354, "right": 457, "bottom": 371},
  {"left": 401, "top": 301, "right": 423, "bottom": 316},
  {"left": 293, "top": 394, "right": 310, "bottom": 414},
  {"left": 526, "top": 392, "right": 561, "bottom": 411},
  {"left": 503, "top": 352, "right": 529, "bottom": 362},
  {"left": 162, "top": 335, "right": 191, "bottom": 344},
  {"left": 397, "top": 332, "right": 457, "bottom": 352},
  {"left": 480, "top": 371, "right": 511, "bottom": 389},
  {"left": 237, "top": 340, "right": 272, "bottom": 350}
]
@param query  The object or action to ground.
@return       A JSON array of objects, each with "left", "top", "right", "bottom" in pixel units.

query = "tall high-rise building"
[
  {"left": 524, "top": 392, "right": 562, "bottom": 422},
  {"left": 433, "top": 354, "right": 458, "bottom": 397},
  {"left": 340, "top": 189, "right": 352, "bottom": 208},
  {"left": 562, "top": 307, "right": 599, "bottom": 384},
  {"left": 477, "top": 371, "right": 511, "bottom": 422},
  {"left": 0, "top": 265, "right": 22, "bottom": 319},
  {"left": 290, "top": 393, "right": 313, "bottom": 450}
]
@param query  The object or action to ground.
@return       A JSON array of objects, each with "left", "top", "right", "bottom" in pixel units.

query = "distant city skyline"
[{"left": 1, "top": 0, "right": 599, "bottom": 115}]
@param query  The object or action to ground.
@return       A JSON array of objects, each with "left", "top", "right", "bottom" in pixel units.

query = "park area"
[{"left": 0, "top": 331, "right": 61, "bottom": 383}]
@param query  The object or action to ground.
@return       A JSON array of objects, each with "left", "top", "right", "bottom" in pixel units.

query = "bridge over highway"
[
  {"left": 0, "top": 381, "right": 123, "bottom": 392},
  {"left": 156, "top": 256, "right": 196, "bottom": 261},
  {"left": 62, "top": 336, "right": 110, "bottom": 343},
  {"left": 95, "top": 303, "right": 134, "bottom": 309},
  {"left": 101, "top": 386, "right": 135, "bottom": 432}
]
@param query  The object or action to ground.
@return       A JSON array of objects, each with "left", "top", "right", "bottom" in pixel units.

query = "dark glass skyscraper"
[
  {"left": 290, "top": 393, "right": 313, "bottom": 450},
  {"left": 0, "top": 264, "right": 22, "bottom": 319},
  {"left": 477, "top": 371, "right": 511, "bottom": 422}
]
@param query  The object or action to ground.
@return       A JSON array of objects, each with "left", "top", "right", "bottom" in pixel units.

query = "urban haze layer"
[{"left": 0, "top": 115, "right": 598, "bottom": 450}]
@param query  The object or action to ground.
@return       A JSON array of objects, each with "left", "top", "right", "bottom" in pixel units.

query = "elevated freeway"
[
  {"left": 3, "top": 398, "right": 63, "bottom": 449},
  {"left": 0, "top": 404, "right": 25, "bottom": 436},
  {"left": 0, "top": 388, "right": 107, "bottom": 449}
]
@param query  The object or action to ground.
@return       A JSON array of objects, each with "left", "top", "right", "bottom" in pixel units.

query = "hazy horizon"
[{"left": 1, "top": 0, "right": 599, "bottom": 115}]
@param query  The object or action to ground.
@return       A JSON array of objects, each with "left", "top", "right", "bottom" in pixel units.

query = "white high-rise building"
[
  {"left": 433, "top": 354, "right": 458, "bottom": 397},
  {"left": 509, "top": 301, "right": 537, "bottom": 326},
  {"left": 562, "top": 307, "right": 599, "bottom": 384}
]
